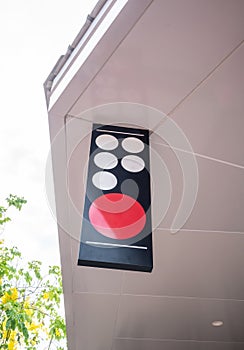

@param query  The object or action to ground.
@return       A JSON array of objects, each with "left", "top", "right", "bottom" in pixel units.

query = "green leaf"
[
  {"left": 6, "top": 194, "right": 27, "bottom": 211},
  {"left": 6, "top": 318, "right": 12, "bottom": 330},
  {"left": 11, "top": 318, "right": 16, "bottom": 330}
]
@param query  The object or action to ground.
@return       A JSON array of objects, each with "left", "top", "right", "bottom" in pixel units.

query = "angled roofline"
[{"left": 43, "top": 0, "right": 109, "bottom": 107}]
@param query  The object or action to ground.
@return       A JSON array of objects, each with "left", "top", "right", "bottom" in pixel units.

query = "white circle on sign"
[
  {"left": 121, "top": 155, "right": 145, "bottom": 173},
  {"left": 94, "top": 152, "right": 118, "bottom": 169},
  {"left": 95, "top": 134, "right": 118, "bottom": 150},
  {"left": 92, "top": 171, "right": 117, "bottom": 190},
  {"left": 122, "top": 137, "right": 144, "bottom": 153}
]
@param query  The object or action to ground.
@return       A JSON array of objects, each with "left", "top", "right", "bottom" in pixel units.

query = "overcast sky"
[{"left": 0, "top": 0, "right": 97, "bottom": 266}]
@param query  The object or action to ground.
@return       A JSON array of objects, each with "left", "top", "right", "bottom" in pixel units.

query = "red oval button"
[{"left": 89, "top": 193, "right": 146, "bottom": 240}]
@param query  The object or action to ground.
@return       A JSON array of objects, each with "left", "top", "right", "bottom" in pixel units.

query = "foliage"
[
  {"left": 0, "top": 195, "right": 66, "bottom": 350},
  {"left": 0, "top": 195, "right": 27, "bottom": 226}
]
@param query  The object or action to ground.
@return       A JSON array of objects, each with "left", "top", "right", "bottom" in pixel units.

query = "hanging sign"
[{"left": 78, "top": 124, "right": 153, "bottom": 272}]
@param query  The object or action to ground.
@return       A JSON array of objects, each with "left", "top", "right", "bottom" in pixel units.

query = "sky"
[{"left": 0, "top": 0, "right": 97, "bottom": 267}]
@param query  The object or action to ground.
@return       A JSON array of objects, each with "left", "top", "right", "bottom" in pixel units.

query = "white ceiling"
[{"left": 47, "top": 0, "right": 244, "bottom": 349}]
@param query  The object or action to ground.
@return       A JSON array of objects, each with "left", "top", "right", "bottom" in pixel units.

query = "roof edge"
[{"left": 43, "top": 0, "right": 109, "bottom": 108}]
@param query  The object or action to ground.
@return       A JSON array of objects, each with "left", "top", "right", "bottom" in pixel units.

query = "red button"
[{"left": 89, "top": 193, "right": 146, "bottom": 240}]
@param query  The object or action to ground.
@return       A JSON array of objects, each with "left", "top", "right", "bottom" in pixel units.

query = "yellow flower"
[
  {"left": 1, "top": 288, "right": 18, "bottom": 304},
  {"left": 25, "top": 308, "right": 33, "bottom": 316},
  {"left": 43, "top": 292, "right": 49, "bottom": 299},
  {"left": 28, "top": 323, "right": 40, "bottom": 331},
  {"left": 2, "top": 321, "right": 17, "bottom": 349},
  {"left": 8, "top": 340, "right": 17, "bottom": 350},
  {"left": 23, "top": 297, "right": 30, "bottom": 307},
  {"left": 55, "top": 329, "right": 61, "bottom": 337},
  {"left": 28, "top": 323, "right": 39, "bottom": 331},
  {"left": 24, "top": 297, "right": 34, "bottom": 316},
  {"left": 3, "top": 329, "right": 8, "bottom": 339},
  {"left": 7, "top": 330, "right": 17, "bottom": 350}
]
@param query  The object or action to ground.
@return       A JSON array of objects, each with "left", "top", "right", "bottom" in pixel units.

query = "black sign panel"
[{"left": 78, "top": 124, "right": 153, "bottom": 272}]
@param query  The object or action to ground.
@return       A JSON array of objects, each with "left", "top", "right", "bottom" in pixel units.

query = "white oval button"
[
  {"left": 121, "top": 155, "right": 145, "bottom": 173},
  {"left": 94, "top": 152, "right": 118, "bottom": 169},
  {"left": 122, "top": 137, "right": 144, "bottom": 153},
  {"left": 92, "top": 171, "right": 117, "bottom": 190},
  {"left": 95, "top": 134, "right": 118, "bottom": 150}
]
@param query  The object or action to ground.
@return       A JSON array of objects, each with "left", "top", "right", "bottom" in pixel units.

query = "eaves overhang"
[
  {"left": 43, "top": 0, "right": 153, "bottom": 114},
  {"left": 43, "top": 0, "right": 111, "bottom": 108}
]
